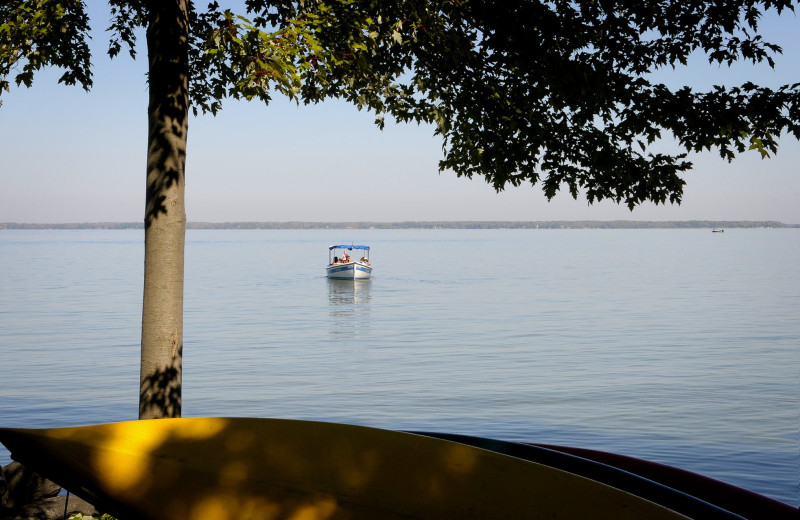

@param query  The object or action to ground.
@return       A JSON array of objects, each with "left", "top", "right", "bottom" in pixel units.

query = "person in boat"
[
  {"left": 360, "top": 256, "right": 368, "bottom": 264},
  {"left": 341, "top": 251, "right": 350, "bottom": 263}
]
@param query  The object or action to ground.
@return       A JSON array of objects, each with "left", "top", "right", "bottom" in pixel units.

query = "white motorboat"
[{"left": 326, "top": 244, "right": 372, "bottom": 279}]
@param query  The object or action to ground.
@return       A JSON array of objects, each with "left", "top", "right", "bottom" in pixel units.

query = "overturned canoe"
[
  {"left": 0, "top": 417, "right": 686, "bottom": 520},
  {"left": 531, "top": 443, "right": 797, "bottom": 520},
  {"left": 414, "top": 432, "right": 794, "bottom": 520}
]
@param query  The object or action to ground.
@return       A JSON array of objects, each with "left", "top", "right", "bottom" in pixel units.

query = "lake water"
[{"left": 1, "top": 228, "right": 798, "bottom": 506}]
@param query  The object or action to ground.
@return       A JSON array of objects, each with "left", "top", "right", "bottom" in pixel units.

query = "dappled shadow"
[
  {"left": 144, "top": 163, "right": 183, "bottom": 230},
  {"left": 0, "top": 418, "right": 698, "bottom": 520},
  {"left": 139, "top": 362, "right": 182, "bottom": 420},
  {"left": 138, "top": 3, "right": 188, "bottom": 421},
  {"left": 143, "top": 3, "right": 189, "bottom": 231}
]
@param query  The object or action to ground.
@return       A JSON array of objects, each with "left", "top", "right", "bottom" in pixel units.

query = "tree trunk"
[{"left": 139, "top": 0, "right": 190, "bottom": 420}]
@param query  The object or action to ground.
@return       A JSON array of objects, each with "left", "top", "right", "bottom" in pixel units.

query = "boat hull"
[
  {"left": 531, "top": 443, "right": 796, "bottom": 520},
  {"left": 326, "top": 262, "right": 372, "bottom": 279},
  {"left": 0, "top": 418, "right": 687, "bottom": 520},
  {"left": 413, "top": 432, "right": 780, "bottom": 520}
]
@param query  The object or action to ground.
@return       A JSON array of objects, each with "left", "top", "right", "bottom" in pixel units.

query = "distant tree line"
[
  {"left": 1, "top": 221, "right": 793, "bottom": 230},
  {"left": 0, "top": 222, "right": 143, "bottom": 229}
]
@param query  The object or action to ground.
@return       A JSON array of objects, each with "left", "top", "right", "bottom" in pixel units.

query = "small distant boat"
[
  {"left": 326, "top": 244, "right": 372, "bottom": 279},
  {"left": 712, "top": 228, "right": 724, "bottom": 233}
]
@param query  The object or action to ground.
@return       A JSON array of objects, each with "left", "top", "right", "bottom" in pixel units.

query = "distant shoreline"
[{"left": 1, "top": 220, "right": 797, "bottom": 230}]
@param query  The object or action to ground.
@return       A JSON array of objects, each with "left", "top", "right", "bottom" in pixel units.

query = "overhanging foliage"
[{"left": 2, "top": 0, "right": 798, "bottom": 208}]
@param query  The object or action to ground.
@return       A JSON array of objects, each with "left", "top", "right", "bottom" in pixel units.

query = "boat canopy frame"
[
  {"left": 328, "top": 244, "right": 370, "bottom": 266},
  {"left": 329, "top": 244, "right": 370, "bottom": 251}
]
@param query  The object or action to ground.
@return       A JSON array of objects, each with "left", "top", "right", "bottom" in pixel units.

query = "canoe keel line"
[{"left": 0, "top": 418, "right": 793, "bottom": 520}]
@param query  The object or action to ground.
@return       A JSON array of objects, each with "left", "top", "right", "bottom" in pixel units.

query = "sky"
[{"left": 1, "top": 5, "right": 799, "bottom": 224}]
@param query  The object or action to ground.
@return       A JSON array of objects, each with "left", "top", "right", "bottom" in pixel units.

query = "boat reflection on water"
[
  {"left": 328, "top": 279, "right": 371, "bottom": 337},
  {"left": 328, "top": 278, "right": 372, "bottom": 306}
]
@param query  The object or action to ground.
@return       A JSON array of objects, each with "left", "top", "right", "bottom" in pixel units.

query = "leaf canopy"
[
  {"left": 2, "top": 0, "right": 798, "bottom": 208},
  {"left": 1, "top": 0, "right": 92, "bottom": 97}
]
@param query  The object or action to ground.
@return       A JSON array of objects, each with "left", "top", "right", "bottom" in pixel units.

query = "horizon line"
[{"left": 1, "top": 220, "right": 796, "bottom": 229}]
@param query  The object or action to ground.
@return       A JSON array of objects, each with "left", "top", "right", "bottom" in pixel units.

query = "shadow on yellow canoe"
[{"left": 0, "top": 418, "right": 729, "bottom": 519}]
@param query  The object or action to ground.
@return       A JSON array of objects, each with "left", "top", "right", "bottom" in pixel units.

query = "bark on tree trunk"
[{"left": 139, "top": 0, "right": 190, "bottom": 420}]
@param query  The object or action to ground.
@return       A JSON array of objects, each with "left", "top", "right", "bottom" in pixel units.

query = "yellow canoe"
[{"left": 0, "top": 417, "right": 689, "bottom": 520}]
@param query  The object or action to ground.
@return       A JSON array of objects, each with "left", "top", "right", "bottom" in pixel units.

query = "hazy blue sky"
[{"left": 1, "top": 5, "right": 798, "bottom": 224}]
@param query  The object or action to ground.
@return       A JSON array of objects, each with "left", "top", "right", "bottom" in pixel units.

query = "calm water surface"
[{"left": 1, "top": 228, "right": 798, "bottom": 506}]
